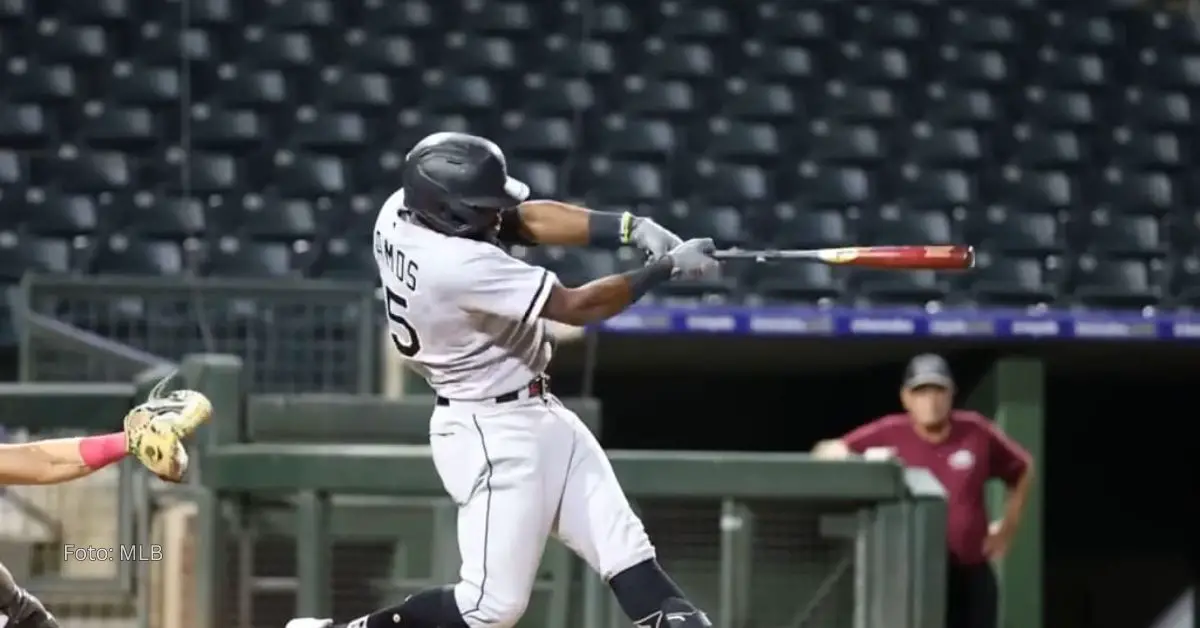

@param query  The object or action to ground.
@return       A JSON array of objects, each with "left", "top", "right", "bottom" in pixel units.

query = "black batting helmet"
[{"left": 401, "top": 132, "right": 531, "bottom": 239}]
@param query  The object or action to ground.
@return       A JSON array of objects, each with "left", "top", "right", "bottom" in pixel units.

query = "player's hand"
[
  {"left": 982, "top": 520, "right": 1014, "bottom": 560},
  {"left": 630, "top": 216, "right": 684, "bottom": 260},
  {"left": 123, "top": 389, "right": 212, "bottom": 482},
  {"left": 3, "top": 587, "right": 59, "bottom": 628},
  {"left": 664, "top": 238, "right": 719, "bottom": 279}
]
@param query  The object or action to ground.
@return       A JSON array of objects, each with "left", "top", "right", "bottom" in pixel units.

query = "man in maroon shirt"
[{"left": 813, "top": 353, "right": 1034, "bottom": 628}]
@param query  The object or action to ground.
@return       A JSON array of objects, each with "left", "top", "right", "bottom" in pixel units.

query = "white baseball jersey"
[
  {"left": 370, "top": 190, "right": 655, "bottom": 628},
  {"left": 372, "top": 189, "right": 558, "bottom": 399}
]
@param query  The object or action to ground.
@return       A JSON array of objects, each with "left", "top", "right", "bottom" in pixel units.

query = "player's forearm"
[
  {"left": 517, "top": 200, "right": 636, "bottom": 248},
  {"left": 1000, "top": 465, "right": 1034, "bottom": 531},
  {"left": 549, "top": 258, "right": 674, "bottom": 325},
  {"left": 0, "top": 434, "right": 126, "bottom": 485}
]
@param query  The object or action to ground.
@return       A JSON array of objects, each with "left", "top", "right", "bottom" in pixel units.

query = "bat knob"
[{"left": 965, "top": 246, "right": 976, "bottom": 269}]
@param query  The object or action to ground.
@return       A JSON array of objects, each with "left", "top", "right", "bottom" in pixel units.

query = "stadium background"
[{"left": 0, "top": 1, "right": 1195, "bottom": 628}]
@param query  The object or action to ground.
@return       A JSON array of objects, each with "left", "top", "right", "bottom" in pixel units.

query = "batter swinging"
[{"left": 287, "top": 132, "right": 719, "bottom": 628}]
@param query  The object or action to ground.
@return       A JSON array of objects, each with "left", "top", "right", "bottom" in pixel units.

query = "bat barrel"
[{"left": 821, "top": 245, "right": 975, "bottom": 270}]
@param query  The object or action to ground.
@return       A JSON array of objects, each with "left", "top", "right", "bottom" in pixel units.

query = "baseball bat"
[{"left": 711, "top": 245, "right": 975, "bottom": 270}]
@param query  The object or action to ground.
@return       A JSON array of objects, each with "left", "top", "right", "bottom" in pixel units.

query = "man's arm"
[
  {"left": 499, "top": 200, "right": 681, "bottom": 255},
  {"left": 812, "top": 417, "right": 899, "bottom": 459},
  {"left": 541, "top": 258, "right": 674, "bottom": 326},
  {"left": 0, "top": 433, "right": 127, "bottom": 485},
  {"left": 986, "top": 422, "right": 1034, "bottom": 536},
  {"left": 454, "top": 238, "right": 714, "bottom": 328}
]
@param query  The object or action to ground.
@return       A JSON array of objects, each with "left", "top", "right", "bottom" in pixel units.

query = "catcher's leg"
[
  {"left": 0, "top": 561, "right": 59, "bottom": 628},
  {"left": 549, "top": 404, "right": 712, "bottom": 628}
]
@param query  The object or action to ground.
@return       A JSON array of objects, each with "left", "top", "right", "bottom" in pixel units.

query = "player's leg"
[
  {"left": 546, "top": 401, "right": 714, "bottom": 628},
  {"left": 291, "top": 405, "right": 553, "bottom": 628}
]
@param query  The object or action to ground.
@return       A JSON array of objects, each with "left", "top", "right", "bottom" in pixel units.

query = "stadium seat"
[
  {"left": 923, "top": 86, "right": 1000, "bottom": 127},
  {"left": 79, "top": 105, "right": 158, "bottom": 150},
  {"left": 293, "top": 109, "right": 369, "bottom": 153},
  {"left": 444, "top": 35, "right": 519, "bottom": 74},
  {"left": 598, "top": 116, "right": 676, "bottom": 157},
  {"left": 1085, "top": 212, "right": 1165, "bottom": 259},
  {"left": 242, "top": 196, "right": 319, "bottom": 242},
  {"left": 107, "top": 63, "right": 179, "bottom": 106},
  {"left": 581, "top": 160, "right": 665, "bottom": 203},
  {"left": 969, "top": 256, "right": 1057, "bottom": 308},
  {"left": 521, "top": 75, "right": 595, "bottom": 114},
  {"left": 620, "top": 78, "right": 695, "bottom": 117},
  {"left": 216, "top": 68, "right": 290, "bottom": 109},
  {"left": 204, "top": 237, "right": 295, "bottom": 278},
  {"left": 0, "top": 0, "right": 1196, "bottom": 320},
  {"left": 653, "top": 205, "right": 748, "bottom": 250},
  {"left": 22, "top": 190, "right": 100, "bottom": 237},
  {"left": 703, "top": 119, "right": 781, "bottom": 162},
  {"left": 0, "top": 232, "right": 73, "bottom": 281},
  {"left": 463, "top": 2, "right": 536, "bottom": 34},
  {"left": 852, "top": 269, "right": 949, "bottom": 308},
  {"left": 0, "top": 150, "right": 27, "bottom": 187},
  {"left": 119, "top": 194, "right": 208, "bottom": 239},
  {"left": 975, "top": 207, "right": 1064, "bottom": 257},
  {"left": 663, "top": 5, "right": 733, "bottom": 40},
  {"left": 7, "top": 63, "right": 78, "bottom": 103},
  {"left": 89, "top": 235, "right": 185, "bottom": 276},
  {"left": 804, "top": 123, "right": 883, "bottom": 166},
  {"left": 532, "top": 247, "right": 622, "bottom": 289},
  {"left": 138, "top": 26, "right": 215, "bottom": 67},
  {"left": 759, "top": 206, "right": 853, "bottom": 250},
  {"left": 722, "top": 79, "right": 798, "bottom": 121},
  {"left": 342, "top": 33, "right": 418, "bottom": 74},
  {"left": 34, "top": 21, "right": 110, "bottom": 65},
  {"left": 501, "top": 115, "right": 576, "bottom": 156},
  {"left": 56, "top": 150, "right": 133, "bottom": 192},
  {"left": 311, "top": 237, "right": 375, "bottom": 280},
  {"left": 749, "top": 262, "right": 844, "bottom": 306},
  {"left": 1071, "top": 256, "right": 1163, "bottom": 310},
  {"left": 0, "top": 103, "right": 49, "bottom": 147},
  {"left": 321, "top": 70, "right": 394, "bottom": 111},
  {"left": 1010, "top": 127, "right": 1084, "bottom": 169},
  {"left": 240, "top": 30, "right": 316, "bottom": 69},
  {"left": 272, "top": 153, "right": 348, "bottom": 197},
  {"left": 191, "top": 106, "right": 267, "bottom": 150}
]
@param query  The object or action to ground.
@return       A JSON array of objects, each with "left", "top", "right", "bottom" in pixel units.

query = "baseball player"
[
  {"left": 287, "top": 132, "right": 718, "bottom": 628},
  {"left": 0, "top": 389, "right": 210, "bottom": 628}
]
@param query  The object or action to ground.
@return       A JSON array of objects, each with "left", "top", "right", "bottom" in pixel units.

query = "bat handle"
[{"left": 711, "top": 250, "right": 763, "bottom": 260}]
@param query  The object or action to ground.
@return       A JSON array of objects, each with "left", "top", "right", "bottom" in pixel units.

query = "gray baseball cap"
[{"left": 902, "top": 353, "right": 954, "bottom": 390}]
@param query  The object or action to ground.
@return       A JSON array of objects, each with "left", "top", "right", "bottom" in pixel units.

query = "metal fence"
[
  {"left": 18, "top": 275, "right": 378, "bottom": 393},
  {"left": 208, "top": 499, "right": 856, "bottom": 628},
  {"left": 0, "top": 378, "right": 159, "bottom": 628}
]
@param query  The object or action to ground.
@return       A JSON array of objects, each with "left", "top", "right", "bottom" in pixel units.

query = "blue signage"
[{"left": 598, "top": 306, "right": 1200, "bottom": 341}]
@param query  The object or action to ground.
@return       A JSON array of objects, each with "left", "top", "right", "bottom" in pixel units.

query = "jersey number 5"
[{"left": 385, "top": 287, "right": 421, "bottom": 357}]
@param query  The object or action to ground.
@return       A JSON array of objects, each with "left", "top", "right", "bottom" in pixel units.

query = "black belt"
[{"left": 435, "top": 376, "right": 549, "bottom": 406}]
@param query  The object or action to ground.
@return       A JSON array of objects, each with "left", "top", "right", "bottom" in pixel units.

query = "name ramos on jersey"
[{"left": 374, "top": 227, "right": 418, "bottom": 292}]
